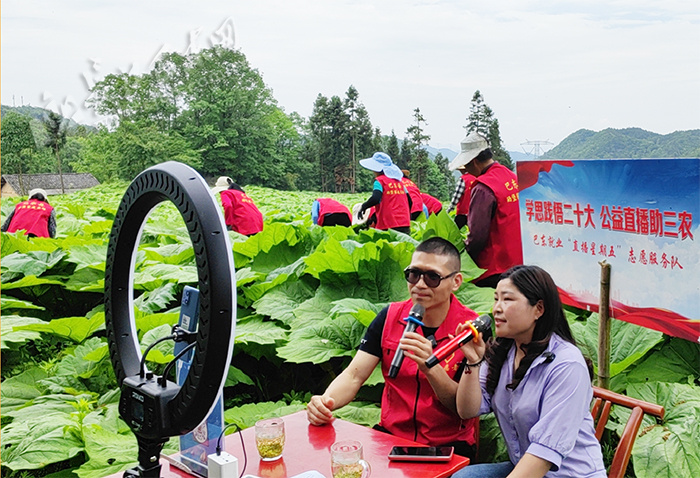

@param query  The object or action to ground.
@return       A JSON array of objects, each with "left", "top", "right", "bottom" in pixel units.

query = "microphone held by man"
[
  {"left": 388, "top": 303, "right": 426, "bottom": 379},
  {"left": 425, "top": 314, "right": 492, "bottom": 369}
]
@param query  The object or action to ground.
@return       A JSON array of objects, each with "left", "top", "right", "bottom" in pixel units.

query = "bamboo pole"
[{"left": 597, "top": 260, "right": 611, "bottom": 389}]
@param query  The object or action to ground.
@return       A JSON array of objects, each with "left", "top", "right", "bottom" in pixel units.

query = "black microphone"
[
  {"left": 388, "top": 304, "right": 425, "bottom": 379},
  {"left": 425, "top": 314, "right": 491, "bottom": 368}
]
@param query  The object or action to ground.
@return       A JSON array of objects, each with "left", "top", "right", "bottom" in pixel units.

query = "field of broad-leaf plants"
[{"left": 1, "top": 182, "right": 699, "bottom": 478}]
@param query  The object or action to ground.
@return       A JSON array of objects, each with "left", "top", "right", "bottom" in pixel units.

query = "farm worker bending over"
[
  {"left": 449, "top": 132, "right": 523, "bottom": 288},
  {"left": 2, "top": 188, "right": 56, "bottom": 238},
  {"left": 312, "top": 198, "right": 352, "bottom": 227},
  {"left": 401, "top": 169, "right": 426, "bottom": 220},
  {"left": 211, "top": 176, "right": 263, "bottom": 236},
  {"left": 452, "top": 265, "right": 606, "bottom": 478},
  {"left": 307, "top": 237, "right": 480, "bottom": 461},
  {"left": 421, "top": 192, "right": 444, "bottom": 216},
  {"left": 356, "top": 152, "right": 411, "bottom": 234}
]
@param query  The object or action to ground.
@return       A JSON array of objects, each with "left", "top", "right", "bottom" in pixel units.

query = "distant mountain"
[
  {"left": 1, "top": 104, "right": 89, "bottom": 132},
  {"left": 540, "top": 128, "right": 700, "bottom": 159}
]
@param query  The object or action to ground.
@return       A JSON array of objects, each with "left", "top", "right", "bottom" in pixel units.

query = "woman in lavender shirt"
[{"left": 453, "top": 265, "right": 606, "bottom": 478}]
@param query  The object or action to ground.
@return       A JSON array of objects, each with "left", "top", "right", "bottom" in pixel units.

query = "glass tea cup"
[
  {"left": 255, "top": 417, "right": 285, "bottom": 461},
  {"left": 330, "top": 440, "right": 371, "bottom": 478}
]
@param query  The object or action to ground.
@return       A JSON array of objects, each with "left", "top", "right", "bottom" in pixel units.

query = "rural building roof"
[{"left": 1, "top": 173, "right": 100, "bottom": 197}]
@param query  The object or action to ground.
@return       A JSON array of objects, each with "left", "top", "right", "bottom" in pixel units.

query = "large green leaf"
[
  {"left": 54, "top": 338, "right": 110, "bottom": 379},
  {"left": 454, "top": 282, "right": 496, "bottom": 316},
  {"left": 1, "top": 294, "right": 45, "bottom": 311},
  {"left": 625, "top": 382, "right": 700, "bottom": 478},
  {"left": 0, "top": 249, "right": 66, "bottom": 279},
  {"left": 15, "top": 314, "right": 104, "bottom": 343},
  {"left": 65, "top": 244, "right": 108, "bottom": 271},
  {"left": 0, "top": 366, "right": 48, "bottom": 412},
  {"left": 277, "top": 315, "right": 367, "bottom": 364},
  {"left": 334, "top": 402, "right": 381, "bottom": 427},
  {"left": 1, "top": 411, "right": 85, "bottom": 470},
  {"left": 234, "top": 314, "right": 288, "bottom": 346},
  {"left": 625, "top": 337, "right": 700, "bottom": 385},
  {"left": 133, "top": 263, "right": 198, "bottom": 290},
  {"left": 133, "top": 282, "right": 178, "bottom": 314},
  {"left": 141, "top": 242, "right": 195, "bottom": 265},
  {"left": 568, "top": 312, "right": 663, "bottom": 376},
  {"left": 223, "top": 400, "right": 307, "bottom": 430},
  {"left": 419, "top": 209, "right": 464, "bottom": 250},
  {"left": 0, "top": 315, "right": 44, "bottom": 349},
  {"left": 252, "top": 279, "right": 317, "bottom": 325},
  {"left": 74, "top": 425, "right": 138, "bottom": 478}
]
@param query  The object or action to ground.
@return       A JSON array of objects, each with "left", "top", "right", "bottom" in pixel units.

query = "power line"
[{"left": 521, "top": 139, "right": 553, "bottom": 159}]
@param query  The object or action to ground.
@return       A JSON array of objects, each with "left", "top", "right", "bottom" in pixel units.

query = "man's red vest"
[
  {"left": 456, "top": 173, "right": 477, "bottom": 215},
  {"left": 316, "top": 198, "right": 351, "bottom": 226},
  {"left": 375, "top": 175, "right": 410, "bottom": 230},
  {"left": 380, "top": 297, "right": 479, "bottom": 446},
  {"left": 401, "top": 177, "right": 424, "bottom": 214},
  {"left": 220, "top": 189, "right": 263, "bottom": 236},
  {"left": 421, "top": 193, "right": 443, "bottom": 215},
  {"left": 7, "top": 199, "right": 53, "bottom": 238},
  {"left": 473, "top": 163, "right": 523, "bottom": 280}
]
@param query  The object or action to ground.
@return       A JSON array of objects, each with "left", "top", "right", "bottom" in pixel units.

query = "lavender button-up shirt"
[{"left": 478, "top": 334, "right": 607, "bottom": 477}]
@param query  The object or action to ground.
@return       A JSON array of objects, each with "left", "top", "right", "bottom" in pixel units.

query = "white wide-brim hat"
[
  {"left": 448, "top": 132, "right": 490, "bottom": 171},
  {"left": 211, "top": 176, "right": 233, "bottom": 194},
  {"left": 28, "top": 188, "right": 48, "bottom": 199},
  {"left": 359, "top": 152, "right": 404, "bottom": 180}
]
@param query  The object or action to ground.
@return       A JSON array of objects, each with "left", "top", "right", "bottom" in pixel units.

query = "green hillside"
[{"left": 541, "top": 127, "right": 700, "bottom": 159}]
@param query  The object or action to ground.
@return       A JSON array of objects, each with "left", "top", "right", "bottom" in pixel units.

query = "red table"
[{"left": 105, "top": 410, "right": 470, "bottom": 478}]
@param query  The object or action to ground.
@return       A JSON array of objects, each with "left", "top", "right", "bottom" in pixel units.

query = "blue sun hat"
[{"left": 359, "top": 152, "right": 404, "bottom": 180}]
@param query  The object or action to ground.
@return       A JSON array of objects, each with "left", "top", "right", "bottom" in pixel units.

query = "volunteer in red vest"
[
  {"left": 312, "top": 198, "right": 352, "bottom": 227},
  {"left": 211, "top": 176, "right": 263, "bottom": 236},
  {"left": 357, "top": 152, "right": 411, "bottom": 234},
  {"left": 450, "top": 132, "right": 523, "bottom": 288},
  {"left": 421, "top": 192, "right": 444, "bottom": 216},
  {"left": 401, "top": 170, "right": 425, "bottom": 220},
  {"left": 307, "top": 237, "right": 480, "bottom": 460},
  {"left": 2, "top": 188, "right": 56, "bottom": 238}
]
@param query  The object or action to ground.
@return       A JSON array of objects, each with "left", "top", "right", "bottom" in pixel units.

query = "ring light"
[{"left": 104, "top": 162, "right": 236, "bottom": 477}]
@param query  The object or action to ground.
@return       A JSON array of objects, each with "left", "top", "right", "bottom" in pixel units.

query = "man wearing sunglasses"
[{"left": 307, "top": 237, "right": 480, "bottom": 460}]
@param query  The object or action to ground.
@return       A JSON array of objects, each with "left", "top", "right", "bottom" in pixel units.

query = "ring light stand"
[{"left": 104, "top": 162, "right": 236, "bottom": 477}]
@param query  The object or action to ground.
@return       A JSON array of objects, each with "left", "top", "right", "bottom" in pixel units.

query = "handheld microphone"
[
  {"left": 425, "top": 314, "right": 491, "bottom": 369},
  {"left": 388, "top": 304, "right": 425, "bottom": 379}
]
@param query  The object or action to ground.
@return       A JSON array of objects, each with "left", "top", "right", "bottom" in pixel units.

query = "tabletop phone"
[{"left": 387, "top": 445, "right": 454, "bottom": 462}]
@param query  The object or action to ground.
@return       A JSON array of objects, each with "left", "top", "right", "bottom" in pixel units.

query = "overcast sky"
[{"left": 2, "top": 0, "right": 699, "bottom": 154}]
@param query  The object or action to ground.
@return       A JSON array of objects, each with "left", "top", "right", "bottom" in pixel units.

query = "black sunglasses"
[{"left": 404, "top": 267, "right": 459, "bottom": 288}]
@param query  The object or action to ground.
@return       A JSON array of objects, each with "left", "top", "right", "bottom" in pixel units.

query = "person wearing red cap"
[
  {"left": 2, "top": 188, "right": 56, "bottom": 238},
  {"left": 357, "top": 152, "right": 412, "bottom": 234},
  {"left": 211, "top": 176, "right": 263, "bottom": 236},
  {"left": 448, "top": 132, "right": 523, "bottom": 288}
]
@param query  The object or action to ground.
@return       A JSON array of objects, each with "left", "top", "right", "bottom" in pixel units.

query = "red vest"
[
  {"left": 375, "top": 175, "right": 410, "bottom": 230},
  {"left": 380, "top": 298, "right": 479, "bottom": 446},
  {"left": 456, "top": 173, "right": 477, "bottom": 215},
  {"left": 473, "top": 163, "right": 523, "bottom": 280},
  {"left": 220, "top": 189, "right": 263, "bottom": 236},
  {"left": 316, "top": 198, "right": 351, "bottom": 226},
  {"left": 401, "top": 177, "right": 424, "bottom": 214},
  {"left": 7, "top": 199, "right": 53, "bottom": 238},
  {"left": 421, "top": 193, "right": 443, "bottom": 215}
]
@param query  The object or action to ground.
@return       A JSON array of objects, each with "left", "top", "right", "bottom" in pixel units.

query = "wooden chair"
[{"left": 591, "top": 386, "right": 665, "bottom": 478}]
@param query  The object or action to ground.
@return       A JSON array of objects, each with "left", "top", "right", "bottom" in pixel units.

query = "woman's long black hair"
[{"left": 484, "top": 265, "right": 589, "bottom": 395}]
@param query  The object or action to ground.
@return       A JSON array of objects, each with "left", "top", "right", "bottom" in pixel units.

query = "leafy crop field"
[{"left": 1, "top": 183, "right": 698, "bottom": 478}]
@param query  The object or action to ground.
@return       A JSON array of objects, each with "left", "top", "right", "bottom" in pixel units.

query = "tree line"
[{"left": 1, "top": 46, "right": 511, "bottom": 199}]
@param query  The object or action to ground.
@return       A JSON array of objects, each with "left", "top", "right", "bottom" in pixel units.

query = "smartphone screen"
[{"left": 388, "top": 446, "right": 454, "bottom": 461}]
